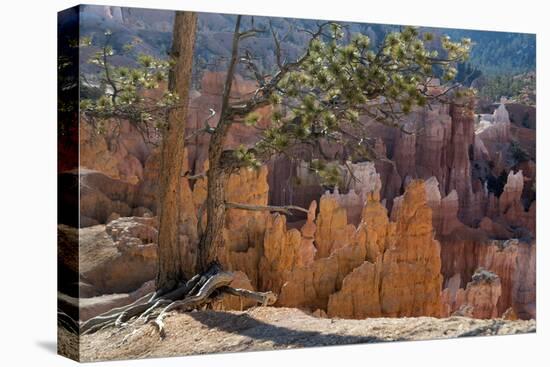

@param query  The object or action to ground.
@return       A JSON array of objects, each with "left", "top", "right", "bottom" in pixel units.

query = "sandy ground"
[{"left": 67, "top": 307, "right": 535, "bottom": 362}]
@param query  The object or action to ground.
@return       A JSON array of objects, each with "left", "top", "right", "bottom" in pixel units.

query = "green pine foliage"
[
  {"left": 476, "top": 72, "right": 535, "bottom": 105},
  {"left": 80, "top": 22, "right": 471, "bottom": 188},
  {"left": 79, "top": 12, "right": 534, "bottom": 86},
  {"left": 79, "top": 31, "right": 178, "bottom": 136},
  {"left": 247, "top": 25, "right": 470, "bottom": 183}
]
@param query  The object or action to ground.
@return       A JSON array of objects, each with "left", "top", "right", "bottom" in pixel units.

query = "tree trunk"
[
  {"left": 196, "top": 148, "right": 228, "bottom": 273},
  {"left": 196, "top": 110, "right": 232, "bottom": 273},
  {"left": 196, "top": 16, "right": 243, "bottom": 273},
  {"left": 156, "top": 11, "right": 198, "bottom": 292}
]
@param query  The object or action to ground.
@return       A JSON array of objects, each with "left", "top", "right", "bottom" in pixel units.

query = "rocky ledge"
[{"left": 76, "top": 307, "right": 535, "bottom": 362}]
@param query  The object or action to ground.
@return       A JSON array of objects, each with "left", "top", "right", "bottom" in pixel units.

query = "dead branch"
[
  {"left": 225, "top": 201, "right": 309, "bottom": 215},
  {"left": 185, "top": 108, "right": 216, "bottom": 142},
  {"left": 79, "top": 291, "right": 157, "bottom": 334},
  {"left": 239, "top": 28, "right": 266, "bottom": 40},
  {"left": 269, "top": 21, "right": 284, "bottom": 69},
  {"left": 220, "top": 286, "right": 277, "bottom": 306},
  {"left": 182, "top": 171, "right": 207, "bottom": 180},
  {"left": 240, "top": 50, "right": 266, "bottom": 86},
  {"left": 226, "top": 22, "right": 333, "bottom": 119}
]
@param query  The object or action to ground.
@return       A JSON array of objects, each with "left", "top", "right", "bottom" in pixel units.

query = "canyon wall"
[{"left": 66, "top": 71, "right": 536, "bottom": 320}]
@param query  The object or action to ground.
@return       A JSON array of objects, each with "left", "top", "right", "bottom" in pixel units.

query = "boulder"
[{"left": 75, "top": 217, "right": 158, "bottom": 297}]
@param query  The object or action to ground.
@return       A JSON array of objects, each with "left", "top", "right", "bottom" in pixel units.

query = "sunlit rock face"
[
  {"left": 80, "top": 118, "right": 150, "bottom": 185},
  {"left": 71, "top": 68, "right": 536, "bottom": 320},
  {"left": 325, "top": 161, "right": 382, "bottom": 225},
  {"left": 277, "top": 238, "right": 368, "bottom": 312},
  {"left": 190, "top": 165, "right": 272, "bottom": 288},
  {"left": 75, "top": 117, "right": 152, "bottom": 226},
  {"left": 476, "top": 103, "right": 512, "bottom": 162},
  {"left": 326, "top": 262, "right": 383, "bottom": 318},
  {"left": 439, "top": 238, "right": 535, "bottom": 319},
  {"left": 278, "top": 180, "right": 443, "bottom": 319},
  {"left": 75, "top": 169, "right": 137, "bottom": 227},
  {"left": 373, "top": 180, "right": 442, "bottom": 318},
  {"left": 441, "top": 269, "right": 502, "bottom": 319},
  {"left": 314, "top": 195, "right": 356, "bottom": 259},
  {"left": 68, "top": 216, "right": 158, "bottom": 298},
  {"left": 259, "top": 201, "right": 318, "bottom": 288}
]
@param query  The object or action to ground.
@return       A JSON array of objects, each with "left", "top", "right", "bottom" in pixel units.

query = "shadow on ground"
[{"left": 189, "top": 310, "right": 385, "bottom": 347}]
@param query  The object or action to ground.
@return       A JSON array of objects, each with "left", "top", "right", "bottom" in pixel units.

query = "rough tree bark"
[
  {"left": 196, "top": 16, "right": 243, "bottom": 273},
  {"left": 156, "top": 11, "right": 198, "bottom": 292},
  {"left": 75, "top": 20, "right": 468, "bottom": 337},
  {"left": 195, "top": 16, "right": 315, "bottom": 272}
]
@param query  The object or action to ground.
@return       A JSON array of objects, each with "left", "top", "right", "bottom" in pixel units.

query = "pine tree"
[{"left": 79, "top": 16, "right": 471, "bottom": 335}]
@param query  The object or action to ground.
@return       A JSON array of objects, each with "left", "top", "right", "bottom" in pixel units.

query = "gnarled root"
[
  {"left": 154, "top": 271, "right": 234, "bottom": 338},
  {"left": 80, "top": 263, "right": 278, "bottom": 338},
  {"left": 80, "top": 277, "right": 199, "bottom": 335},
  {"left": 80, "top": 264, "right": 226, "bottom": 335},
  {"left": 57, "top": 309, "right": 79, "bottom": 334},
  {"left": 80, "top": 291, "right": 157, "bottom": 334}
]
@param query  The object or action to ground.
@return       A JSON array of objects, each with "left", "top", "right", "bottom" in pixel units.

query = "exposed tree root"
[
  {"left": 79, "top": 264, "right": 278, "bottom": 338},
  {"left": 154, "top": 270, "right": 234, "bottom": 338},
  {"left": 57, "top": 309, "right": 79, "bottom": 334}
]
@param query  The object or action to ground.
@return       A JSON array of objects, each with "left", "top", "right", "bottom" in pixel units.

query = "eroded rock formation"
[
  {"left": 80, "top": 118, "right": 149, "bottom": 185},
  {"left": 73, "top": 216, "right": 158, "bottom": 297},
  {"left": 66, "top": 71, "right": 536, "bottom": 322},
  {"left": 440, "top": 238, "right": 535, "bottom": 319},
  {"left": 442, "top": 269, "right": 502, "bottom": 319},
  {"left": 259, "top": 202, "right": 317, "bottom": 294},
  {"left": 278, "top": 180, "right": 443, "bottom": 318}
]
